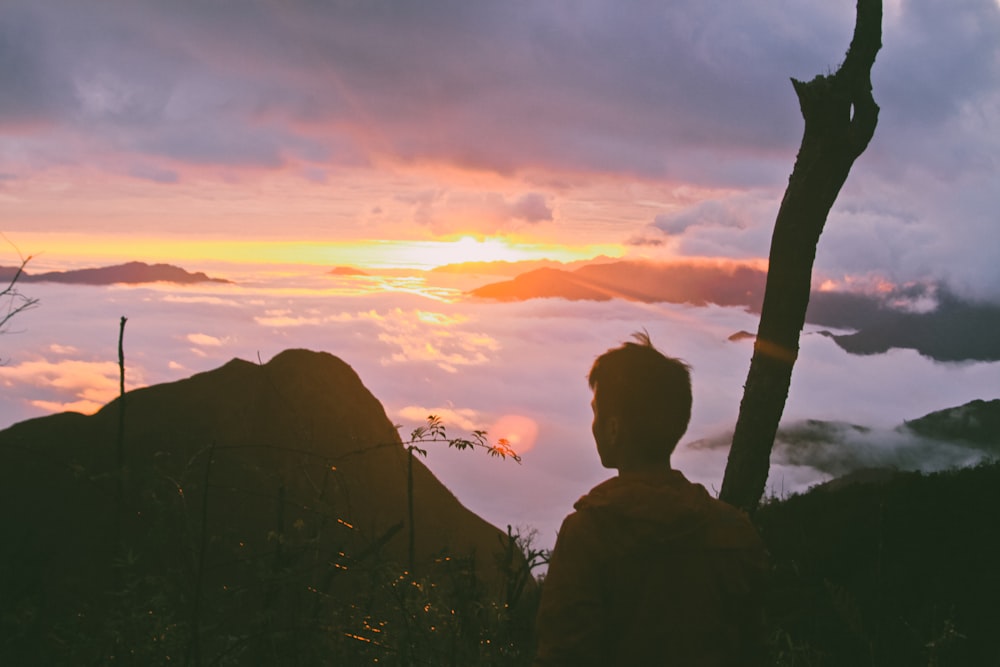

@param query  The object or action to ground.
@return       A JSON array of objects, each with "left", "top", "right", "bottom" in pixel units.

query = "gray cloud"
[
  {"left": 0, "top": 0, "right": 880, "bottom": 177},
  {"left": 689, "top": 417, "right": 990, "bottom": 481},
  {"left": 875, "top": 0, "right": 1000, "bottom": 131},
  {"left": 4, "top": 0, "right": 995, "bottom": 181},
  {"left": 128, "top": 164, "right": 179, "bottom": 184},
  {"left": 0, "top": 8, "right": 75, "bottom": 127},
  {"left": 507, "top": 193, "right": 552, "bottom": 223},
  {"left": 653, "top": 199, "right": 751, "bottom": 236},
  {"left": 624, "top": 236, "right": 665, "bottom": 247}
]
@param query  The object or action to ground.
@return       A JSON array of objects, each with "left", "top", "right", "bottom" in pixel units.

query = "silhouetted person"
[{"left": 533, "top": 333, "right": 768, "bottom": 666}]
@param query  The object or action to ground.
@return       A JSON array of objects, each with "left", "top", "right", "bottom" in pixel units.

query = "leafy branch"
[
  {"left": 400, "top": 414, "right": 521, "bottom": 571},
  {"left": 404, "top": 414, "right": 522, "bottom": 463}
]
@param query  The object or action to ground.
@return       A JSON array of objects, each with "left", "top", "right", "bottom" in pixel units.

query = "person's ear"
[{"left": 607, "top": 416, "right": 620, "bottom": 446}]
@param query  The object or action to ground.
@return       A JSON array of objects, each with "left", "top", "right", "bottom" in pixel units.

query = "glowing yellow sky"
[{"left": 16, "top": 233, "right": 624, "bottom": 272}]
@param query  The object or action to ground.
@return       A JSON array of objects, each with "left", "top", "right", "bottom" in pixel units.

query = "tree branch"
[
  {"left": 1, "top": 238, "right": 39, "bottom": 365},
  {"left": 719, "top": 0, "right": 882, "bottom": 514}
]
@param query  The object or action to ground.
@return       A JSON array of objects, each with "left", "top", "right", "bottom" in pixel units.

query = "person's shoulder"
[
  {"left": 571, "top": 476, "right": 620, "bottom": 509},
  {"left": 697, "top": 494, "right": 767, "bottom": 555},
  {"left": 547, "top": 508, "right": 616, "bottom": 570}
]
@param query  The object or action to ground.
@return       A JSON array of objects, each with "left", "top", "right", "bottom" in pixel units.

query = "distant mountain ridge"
[
  {"left": 469, "top": 260, "right": 766, "bottom": 306},
  {"left": 689, "top": 398, "right": 1000, "bottom": 478},
  {"left": 0, "top": 260, "right": 231, "bottom": 285},
  {"left": 903, "top": 398, "right": 1000, "bottom": 445},
  {"left": 328, "top": 265, "right": 369, "bottom": 276},
  {"left": 430, "top": 255, "right": 618, "bottom": 277},
  {"left": 470, "top": 260, "right": 1000, "bottom": 363}
]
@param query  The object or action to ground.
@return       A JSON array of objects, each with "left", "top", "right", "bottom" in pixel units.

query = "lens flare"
[{"left": 490, "top": 414, "right": 539, "bottom": 455}]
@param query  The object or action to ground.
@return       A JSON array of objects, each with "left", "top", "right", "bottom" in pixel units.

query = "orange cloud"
[
  {"left": 186, "top": 333, "right": 227, "bottom": 346},
  {"left": 397, "top": 406, "right": 483, "bottom": 433},
  {"left": 0, "top": 358, "right": 141, "bottom": 416},
  {"left": 377, "top": 309, "right": 499, "bottom": 373}
]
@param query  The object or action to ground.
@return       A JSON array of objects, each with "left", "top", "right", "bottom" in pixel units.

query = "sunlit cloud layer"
[{"left": 3, "top": 278, "right": 999, "bottom": 549}]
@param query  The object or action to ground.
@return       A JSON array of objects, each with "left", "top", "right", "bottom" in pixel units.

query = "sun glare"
[
  {"left": 490, "top": 414, "right": 539, "bottom": 455},
  {"left": 357, "top": 236, "right": 621, "bottom": 270}
]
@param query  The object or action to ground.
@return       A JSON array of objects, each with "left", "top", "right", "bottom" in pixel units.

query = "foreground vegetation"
[
  {"left": 759, "top": 460, "right": 1000, "bottom": 666},
  {"left": 4, "top": 460, "right": 997, "bottom": 665}
]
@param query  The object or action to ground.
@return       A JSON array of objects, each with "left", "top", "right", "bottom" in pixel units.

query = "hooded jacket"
[{"left": 533, "top": 469, "right": 768, "bottom": 667}]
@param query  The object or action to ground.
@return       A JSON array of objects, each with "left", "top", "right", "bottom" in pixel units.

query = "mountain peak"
[
  {"left": 1, "top": 349, "right": 512, "bottom": 616},
  {"left": 903, "top": 398, "right": 1000, "bottom": 449},
  {"left": 1, "top": 260, "right": 231, "bottom": 285}
]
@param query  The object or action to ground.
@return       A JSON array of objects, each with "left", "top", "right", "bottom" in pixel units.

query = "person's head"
[{"left": 587, "top": 331, "right": 692, "bottom": 470}]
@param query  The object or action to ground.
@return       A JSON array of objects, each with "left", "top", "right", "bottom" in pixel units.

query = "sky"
[{"left": 2, "top": 0, "right": 1000, "bottom": 548}]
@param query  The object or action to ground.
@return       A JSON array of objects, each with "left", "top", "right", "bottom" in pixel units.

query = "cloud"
[
  {"left": 377, "top": 309, "right": 500, "bottom": 373},
  {"left": 0, "top": 0, "right": 867, "bottom": 180},
  {"left": 3, "top": 0, "right": 1000, "bottom": 304},
  {"left": 162, "top": 295, "right": 243, "bottom": 306},
  {"left": 0, "top": 358, "right": 128, "bottom": 415},
  {"left": 254, "top": 308, "right": 383, "bottom": 328},
  {"left": 4, "top": 276, "right": 1000, "bottom": 552},
  {"left": 186, "top": 332, "right": 227, "bottom": 347},
  {"left": 875, "top": 0, "right": 1000, "bottom": 131},
  {"left": 624, "top": 235, "right": 665, "bottom": 247},
  {"left": 654, "top": 201, "right": 741, "bottom": 236},
  {"left": 507, "top": 193, "right": 552, "bottom": 223},
  {"left": 3, "top": 0, "right": 997, "bottom": 187},
  {"left": 402, "top": 191, "right": 553, "bottom": 234},
  {"left": 689, "top": 418, "right": 989, "bottom": 480},
  {"left": 0, "top": 7, "right": 74, "bottom": 129},
  {"left": 397, "top": 406, "right": 484, "bottom": 433},
  {"left": 128, "top": 163, "right": 180, "bottom": 184},
  {"left": 253, "top": 304, "right": 498, "bottom": 372}
]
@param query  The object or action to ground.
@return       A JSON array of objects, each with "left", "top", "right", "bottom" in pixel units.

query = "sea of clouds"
[{"left": 3, "top": 271, "right": 999, "bottom": 549}]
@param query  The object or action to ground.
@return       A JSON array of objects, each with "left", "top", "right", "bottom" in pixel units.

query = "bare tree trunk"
[
  {"left": 719, "top": 0, "right": 882, "bottom": 514},
  {"left": 115, "top": 316, "right": 128, "bottom": 551}
]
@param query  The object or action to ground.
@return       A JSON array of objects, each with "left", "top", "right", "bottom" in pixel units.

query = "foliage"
[
  {"left": 756, "top": 461, "right": 1000, "bottom": 666},
  {"left": 405, "top": 414, "right": 522, "bottom": 463},
  {"left": 0, "top": 415, "right": 540, "bottom": 666}
]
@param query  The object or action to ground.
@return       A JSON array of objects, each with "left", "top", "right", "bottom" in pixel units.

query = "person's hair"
[{"left": 588, "top": 331, "right": 692, "bottom": 460}]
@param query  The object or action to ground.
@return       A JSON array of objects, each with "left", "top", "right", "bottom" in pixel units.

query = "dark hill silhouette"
[
  {"left": 0, "top": 260, "right": 230, "bottom": 284},
  {"left": 817, "top": 288, "right": 1000, "bottom": 362},
  {"left": 902, "top": 398, "right": 1000, "bottom": 447},
  {"left": 471, "top": 260, "right": 1000, "bottom": 362},
  {"left": 756, "top": 461, "right": 1000, "bottom": 664},
  {"left": 0, "top": 349, "right": 517, "bottom": 663},
  {"left": 469, "top": 260, "right": 766, "bottom": 306}
]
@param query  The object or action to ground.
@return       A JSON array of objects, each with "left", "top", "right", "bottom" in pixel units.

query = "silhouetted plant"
[
  {"left": 0, "top": 237, "right": 38, "bottom": 362},
  {"left": 20, "top": 383, "right": 536, "bottom": 665},
  {"left": 402, "top": 415, "right": 522, "bottom": 570}
]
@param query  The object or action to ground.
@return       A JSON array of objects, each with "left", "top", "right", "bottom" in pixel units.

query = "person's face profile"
[{"left": 591, "top": 384, "right": 619, "bottom": 469}]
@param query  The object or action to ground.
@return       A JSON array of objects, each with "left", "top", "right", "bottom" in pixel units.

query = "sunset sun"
[{"left": 369, "top": 236, "right": 620, "bottom": 271}]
